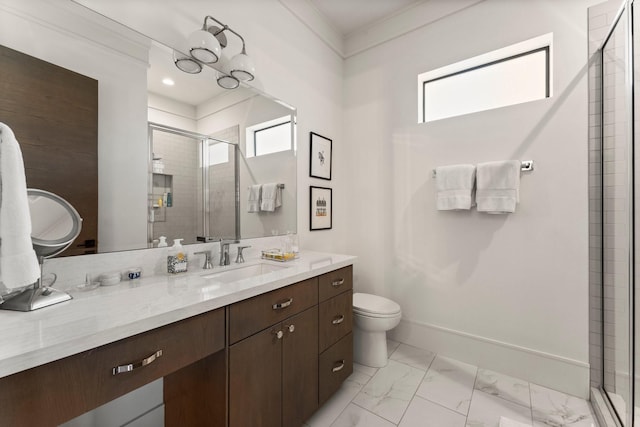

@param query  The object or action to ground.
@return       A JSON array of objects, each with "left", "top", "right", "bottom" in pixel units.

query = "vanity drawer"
[
  {"left": 319, "top": 290, "right": 353, "bottom": 353},
  {"left": 318, "top": 266, "right": 353, "bottom": 302},
  {"left": 0, "top": 308, "right": 225, "bottom": 427},
  {"left": 229, "top": 278, "right": 318, "bottom": 344},
  {"left": 319, "top": 332, "right": 353, "bottom": 405}
]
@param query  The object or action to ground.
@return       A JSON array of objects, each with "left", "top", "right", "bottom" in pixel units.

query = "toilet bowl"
[{"left": 352, "top": 293, "right": 402, "bottom": 368}]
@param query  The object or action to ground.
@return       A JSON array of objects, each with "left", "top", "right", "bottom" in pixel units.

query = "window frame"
[{"left": 418, "top": 33, "right": 553, "bottom": 123}]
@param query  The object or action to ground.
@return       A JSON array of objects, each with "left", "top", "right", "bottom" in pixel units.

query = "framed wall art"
[
  {"left": 310, "top": 186, "right": 332, "bottom": 231},
  {"left": 309, "top": 132, "right": 332, "bottom": 180}
]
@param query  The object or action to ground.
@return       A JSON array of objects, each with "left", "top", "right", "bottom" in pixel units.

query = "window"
[
  {"left": 246, "top": 116, "right": 293, "bottom": 157},
  {"left": 207, "top": 141, "right": 229, "bottom": 166},
  {"left": 418, "top": 33, "right": 552, "bottom": 123}
]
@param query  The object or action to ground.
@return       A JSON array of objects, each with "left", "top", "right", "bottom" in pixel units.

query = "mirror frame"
[{"left": 28, "top": 189, "right": 83, "bottom": 258}]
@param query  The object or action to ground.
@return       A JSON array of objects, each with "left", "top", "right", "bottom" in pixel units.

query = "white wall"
[{"left": 344, "top": 0, "right": 597, "bottom": 397}]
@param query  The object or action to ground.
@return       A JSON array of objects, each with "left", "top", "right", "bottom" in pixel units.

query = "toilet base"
[{"left": 353, "top": 327, "right": 389, "bottom": 368}]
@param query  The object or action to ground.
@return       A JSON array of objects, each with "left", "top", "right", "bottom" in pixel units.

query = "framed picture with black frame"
[
  {"left": 309, "top": 132, "right": 332, "bottom": 180},
  {"left": 310, "top": 186, "right": 332, "bottom": 231}
]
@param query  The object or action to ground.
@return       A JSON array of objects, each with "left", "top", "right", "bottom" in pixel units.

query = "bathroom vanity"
[{"left": 0, "top": 252, "right": 354, "bottom": 427}]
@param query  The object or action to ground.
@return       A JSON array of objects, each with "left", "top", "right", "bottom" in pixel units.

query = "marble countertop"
[{"left": 0, "top": 250, "right": 356, "bottom": 379}]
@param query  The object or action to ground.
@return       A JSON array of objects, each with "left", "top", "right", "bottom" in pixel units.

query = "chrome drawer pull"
[
  {"left": 332, "top": 360, "right": 345, "bottom": 372},
  {"left": 274, "top": 330, "right": 284, "bottom": 339},
  {"left": 112, "top": 350, "right": 163, "bottom": 376},
  {"left": 332, "top": 315, "right": 345, "bottom": 325},
  {"left": 273, "top": 298, "right": 293, "bottom": 310},
  {"left": 331, "top": 278, "right": 345, "bottom": 288},
  {"left": 286, "top": 324, "right": 295, "bottom": 333}
]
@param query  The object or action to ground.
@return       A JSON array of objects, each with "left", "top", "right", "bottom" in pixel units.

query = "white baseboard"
[{"left": 388, "top": 318, "right": 590, "bottom": 399}]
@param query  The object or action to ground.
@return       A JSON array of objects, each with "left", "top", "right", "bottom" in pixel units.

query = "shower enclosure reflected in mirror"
[
  {"left": 0, "top": 2, "right": 296, "bottom": 257},
  {"left": 147, "top": 124, "right": 239, "bottom": 246},
  {"left": 147, "top": 39, "right": 297, "bottom": 245}
]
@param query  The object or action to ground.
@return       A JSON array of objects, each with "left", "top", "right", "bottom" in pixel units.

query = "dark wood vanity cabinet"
[
  {"left": 228, "top": 266, "right": 353, "bottom": 427},
  {"left": 0, "top": 264, "right": 354, "bottom": 427},
  {"left": 229, "top": 306, "right": 319, "bottom": 427},
  {"left": 317, "top": 266, "right": 354, "bottom": 405},
  {"left": 229, "top": 278, "right": 319, "bottom": 427},
  {"left": 0, "top": 308, "right": 226, "bottom": 427}
]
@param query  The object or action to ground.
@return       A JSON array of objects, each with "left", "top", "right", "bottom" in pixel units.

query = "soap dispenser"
[
  {"left": 158, "top": 236, "right": 168, "bottom": 248},
  {"left": 167, "top": 238, "right": 188, "bottom": 274}
]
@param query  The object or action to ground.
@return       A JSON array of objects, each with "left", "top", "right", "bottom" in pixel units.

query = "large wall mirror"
[{"left": 0, "top": 0, "right": 297, "bottom": 256}]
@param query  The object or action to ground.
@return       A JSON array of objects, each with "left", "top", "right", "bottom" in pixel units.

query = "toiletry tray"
[{"left": 261, "top": 250, "right": 298, "bottom": 262}]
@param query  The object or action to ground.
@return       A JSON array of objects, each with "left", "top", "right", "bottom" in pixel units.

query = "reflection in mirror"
[
  {"left": 148, "top": 124, "right": 238, "bottom": 246},
  {"left": 147, "top": 40, "right": 297, "bottom": 241},
  {"left": 0, "top": 3, "right": 296, "bottom": 257},
  {"left": 1, "top": 189, "right": 81, "bottom": 311}
]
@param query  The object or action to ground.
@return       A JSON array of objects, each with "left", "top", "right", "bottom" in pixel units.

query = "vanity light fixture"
[
  {"left": 175, "top": 15, "right": 256, "bottom": 89},
  {"left": 173, "top": 48, "right": 202, "bottom": 74}
]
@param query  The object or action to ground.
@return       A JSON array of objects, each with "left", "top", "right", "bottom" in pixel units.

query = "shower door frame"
[
  {"left": 599, "top": 0, "right": 636, "bottom": 425},
  {"left": 147, "top": 122, "right": 240, "bottom": 246}
]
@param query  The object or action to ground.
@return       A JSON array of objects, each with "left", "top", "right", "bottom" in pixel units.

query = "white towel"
[
  {"left": 476, "top": 160, "right": 521, "bottom": 214},
  {"left": 435, "top": 164, "right": 476, "bottom": 210},
  {"left": 499, "top": 416, "right": 531, "bottom": 427},
  {"left": 0, "top": 123, "right": 40, "bottom": 290},
  {"left": 261, "top": 183, "right": 282, "bottom": 212},
  {"left": 247, "top": 184, "right": 261, "bottom": 213}
]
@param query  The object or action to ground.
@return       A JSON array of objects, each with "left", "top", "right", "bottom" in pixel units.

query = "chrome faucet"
[
  {"left": 194, "top": 250, "right": 214, "bottom": 269},
  {"left": 219, "top": 240, "right": 239, "bottom": 266},
  {"left": 235, "top": 245, "right": 251, "bottom": 263}
]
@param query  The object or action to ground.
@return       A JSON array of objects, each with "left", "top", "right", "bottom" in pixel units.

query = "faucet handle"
[
  {"left": 235, "top": 245, "right": 251, "bottom": 264},
  {"left": 194, "top": 250, "right": 213, "bottom": 269}
]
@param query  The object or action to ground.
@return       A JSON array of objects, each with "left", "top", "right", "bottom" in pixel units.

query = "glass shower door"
[{"left": 602, "top": 2, "right": 634, "bottom": 425}]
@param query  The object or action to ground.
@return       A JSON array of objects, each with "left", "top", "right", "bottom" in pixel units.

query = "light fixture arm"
[{"left": 203, "top": 15, "right": 248, "bottom": 54}]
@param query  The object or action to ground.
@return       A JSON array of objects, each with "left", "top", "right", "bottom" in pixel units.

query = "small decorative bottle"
[{"left": 167, "top": 238, "right": 188, "bottom": 274}]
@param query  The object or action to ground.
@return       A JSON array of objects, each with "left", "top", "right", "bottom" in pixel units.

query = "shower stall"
[
  {"left": 590, "top": 0, "right": 639, "bottom": 425},
  {"left": 147, "top": 123, "right": 239, "bottom": 246}
]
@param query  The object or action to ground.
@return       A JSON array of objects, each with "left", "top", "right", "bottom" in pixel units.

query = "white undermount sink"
[{"left": 201, "top": 262, "right": 289, "bottom": 283}]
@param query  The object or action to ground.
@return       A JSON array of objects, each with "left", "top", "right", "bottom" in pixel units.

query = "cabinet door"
[
  {"left": 282, "top": 306, "right": 319, "bottom": 427},
  {"left": 229, "top": 325, "right": 283, "bottom": 427}
]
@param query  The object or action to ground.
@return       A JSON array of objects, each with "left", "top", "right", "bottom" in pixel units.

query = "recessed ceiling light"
[{"left": 162, "top": 78, "right": 175, "bottom": 86}]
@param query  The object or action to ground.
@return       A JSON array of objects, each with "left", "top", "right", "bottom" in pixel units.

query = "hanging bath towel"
[
  {"left": 0, "top": 122, "right": 40, "bottom": 291},
  {"left": 476, "top": 160, "right": 521, "bottom": 214},
  {"left": 247, "top": 184, "right": 262, "bottom": 213},
  {"left": 435, "top": 164, "right": 476, "bottom": 210},
  {"left": 261, "top": 183, "right": 282, "bottom": 212}
]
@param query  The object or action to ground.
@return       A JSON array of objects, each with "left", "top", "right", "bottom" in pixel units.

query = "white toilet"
[{"left": 352, "top": 293, "right": 402, "bottom": 368}]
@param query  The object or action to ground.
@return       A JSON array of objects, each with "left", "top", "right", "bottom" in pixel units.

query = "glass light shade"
[
  {"left": 187, "top": 29, "right": 221, "bottom": 64},
  {"left": 217, "top": 71, "right": 240, "bottom": 89},
  {"left": 229, "top": 52, "right": 255, "bottom": 81},
  {"left": 173, "top": 50, "right": 202, "bottom": 74}
]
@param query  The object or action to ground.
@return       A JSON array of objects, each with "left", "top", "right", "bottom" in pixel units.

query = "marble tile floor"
[{"left": 305, "top": 340, "right": 598, "bottom": 427}]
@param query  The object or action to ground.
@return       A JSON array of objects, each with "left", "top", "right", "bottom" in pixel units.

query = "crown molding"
[
  {"left": 0, "top": 0, "right": 151, "bottom": 65},
  {"left": 344, "top": 0, "right": 485, "bottom": 58},
  {"left": 278, "top": 0, "right": 485, "bottom": 59},
  {"left": 278, "top": 0, "right": 344, "bottom": 57}
]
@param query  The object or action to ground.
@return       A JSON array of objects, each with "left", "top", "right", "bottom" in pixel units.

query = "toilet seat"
[{"left": 353, "top": 293, "right": 401, "bottom": 317}]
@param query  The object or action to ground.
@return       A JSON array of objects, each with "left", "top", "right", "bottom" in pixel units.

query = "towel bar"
[
  {"left": 432, "top": 160, "right": 534, "bottom": 178},
  {"left": 246, "top": 184, "right": 285, "bottom": 189}
]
